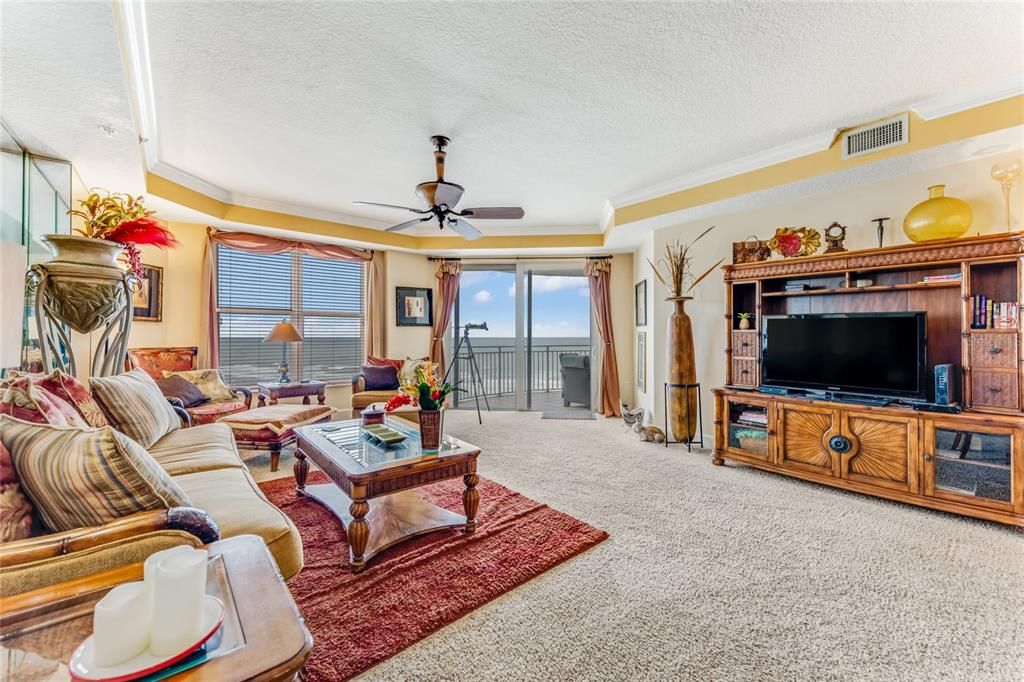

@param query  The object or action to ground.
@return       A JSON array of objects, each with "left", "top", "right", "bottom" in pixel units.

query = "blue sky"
[{"left": 457, "top": 270, "right": 591, "bottom": 339}]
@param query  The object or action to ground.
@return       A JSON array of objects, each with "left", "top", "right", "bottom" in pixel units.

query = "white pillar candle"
[
  {"left": 148, "top": 548, "right": 209, "bottom": 657},
  {"left": 92, "top": 581, "right": 150, "bottom": 667},
  {"left": 143, "top": 545, "right": 194, "bottom": 611}
]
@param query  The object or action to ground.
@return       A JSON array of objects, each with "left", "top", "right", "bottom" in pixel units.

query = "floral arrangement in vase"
[
  {"left": 647, "top": 225, "right": 725, "bottom": 298},
  {"left": 383, "top": 362, "right": 460, "bottom": 451},
  {"left": 68, "top": 190, "right": 178, "bottom": 277}
]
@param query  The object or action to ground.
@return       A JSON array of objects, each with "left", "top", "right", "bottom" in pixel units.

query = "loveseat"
[{"left": 0, "top": 421, "right": 302, "bottom": 597}]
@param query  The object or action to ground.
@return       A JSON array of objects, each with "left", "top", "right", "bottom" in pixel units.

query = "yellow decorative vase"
[{"left": 902, "top": 184, "right": 973, "bottom": 243}]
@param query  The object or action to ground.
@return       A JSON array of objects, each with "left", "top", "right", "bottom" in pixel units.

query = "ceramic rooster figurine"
[{"left": 622, "top": 404, "right": 666, "bottom": 444}]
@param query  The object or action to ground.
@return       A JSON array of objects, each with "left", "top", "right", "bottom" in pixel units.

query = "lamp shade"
[{"left": 264, "top": 320, "right": 303, "bottom": 343}]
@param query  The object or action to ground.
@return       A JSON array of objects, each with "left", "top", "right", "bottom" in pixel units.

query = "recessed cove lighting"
[
  {"left": 972, "top": 144, "right": 1009, "bottom": 157},
  {"left": 98, "top": 125, "right": 118, "bottom": 137}
]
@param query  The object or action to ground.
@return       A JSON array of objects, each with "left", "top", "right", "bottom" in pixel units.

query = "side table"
[
  {"left": 0, "top": 535, "right": 312, "bottom": 681},
  {"left": 258, "top": 380, "right": 326, "bottom": 407}
]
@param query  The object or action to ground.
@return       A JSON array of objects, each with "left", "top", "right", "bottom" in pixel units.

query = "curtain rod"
[{"left": 427, "top": 255, "right": 612, "bottom": 262}]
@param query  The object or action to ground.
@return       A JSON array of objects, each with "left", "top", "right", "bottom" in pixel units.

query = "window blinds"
[{"left": 216, "top": 246, "right": 364, "bottom": 386}]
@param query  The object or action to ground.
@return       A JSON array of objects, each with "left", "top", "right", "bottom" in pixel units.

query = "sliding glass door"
[{"left": 451, "top": 262, "right": 592, "bottom": 412}]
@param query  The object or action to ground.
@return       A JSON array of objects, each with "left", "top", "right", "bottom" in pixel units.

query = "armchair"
[
  {"left": 560, "top": 353, "right": 591, "bottom": 408},
  {"left": 126, "top": 346, "right": 252, "bottom": 426}
]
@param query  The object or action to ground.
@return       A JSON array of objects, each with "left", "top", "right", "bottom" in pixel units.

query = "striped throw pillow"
[
  {"left": 90, "top": 369, "right": 180, "bottom": 448},
  {"left": 0, "top": 416, "right": 191, "bottom": 532}
]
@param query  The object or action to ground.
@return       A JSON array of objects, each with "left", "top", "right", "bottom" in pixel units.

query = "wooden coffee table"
[
  {"left": 294, "top": 417, "right": 480, "bottom": 573},
  {"left": 0, "top": 536, "right": 311, "bottom": 681}
]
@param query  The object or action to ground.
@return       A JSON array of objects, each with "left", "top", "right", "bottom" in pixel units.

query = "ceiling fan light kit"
[{"left": 354, "top": 135, "right": 525, "bottom": 241}]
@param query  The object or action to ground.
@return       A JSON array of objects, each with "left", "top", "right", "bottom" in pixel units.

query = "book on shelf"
[
  {"left": 970, "top": 295, "right": 1019, "bottom": 329},
  {"left": 921, "top": 273, "right": 962, "bottom": 283}
]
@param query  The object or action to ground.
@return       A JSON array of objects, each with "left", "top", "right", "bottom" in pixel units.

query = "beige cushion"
[
  {"left": 90, "top": 369, "right": 180, "bottom": 448},
  {"left": 163, "top": 369, "right": 236, "bottom": 402},
  {"left": 398, "top": 357, "right": 430, "bottom": 385},
  {"left": 351, "top": 390, "right": 400, "bottom": 410},
  {"left": 218, "top": 404, "right": 335, "bottom": 434},
  {"left": 148, "top": 423, "right": 243, "bottom": 476},
  {"left": 172, "top": 468, "right": 303, "bottom": 579},
  {"left": 0, "top": 416, "right": 190, "bottom": 532}
]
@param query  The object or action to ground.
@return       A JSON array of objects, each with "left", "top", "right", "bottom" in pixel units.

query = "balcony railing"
[{"left": 450, "top": 343, "right": 590, "bottom": 406}]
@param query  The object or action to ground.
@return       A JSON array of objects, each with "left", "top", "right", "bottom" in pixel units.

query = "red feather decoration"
[{"left": 103, "top": 217, "right": 179, "bottom": 248}]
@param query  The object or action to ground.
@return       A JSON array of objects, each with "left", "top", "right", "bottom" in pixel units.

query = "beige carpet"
[{"left": 245, "top": 410, "right": 1024, "bottom": 681}]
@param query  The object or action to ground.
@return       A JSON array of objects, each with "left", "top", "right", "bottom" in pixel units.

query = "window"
[{"left": 216, "top": 245, "right": 364, "bottom": 386}]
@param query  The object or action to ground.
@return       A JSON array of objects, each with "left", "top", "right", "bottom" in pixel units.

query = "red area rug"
[{"left": 259, "top": 472, "right": 608, "bottom": 680}]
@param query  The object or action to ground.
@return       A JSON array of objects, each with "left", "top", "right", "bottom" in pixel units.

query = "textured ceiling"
[
  {"left": 2, "top": 1, "right": 1022, "bottom": 241},
  {"left": 143, "top": 1, "right": 1022, "bottom": 231}
]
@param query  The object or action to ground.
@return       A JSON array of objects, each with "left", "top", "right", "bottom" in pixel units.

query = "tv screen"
[{"left": 761, "top": 312, "right": 927, "bottom": 400}]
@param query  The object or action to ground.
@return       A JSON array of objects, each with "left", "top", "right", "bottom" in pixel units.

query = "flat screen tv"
[{"left": 761, "top": 312, "right": 927, "bottom": 400}]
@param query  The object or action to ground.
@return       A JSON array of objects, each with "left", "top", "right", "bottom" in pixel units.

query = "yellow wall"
[{"left": 634, "top": 150, "right": 1024, "bottom": 436}]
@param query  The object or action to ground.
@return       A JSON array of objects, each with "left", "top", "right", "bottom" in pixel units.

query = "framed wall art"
[
  {"left": 635, "top": 280, "right": 647, "bottom": 326},
  {"left": 396, "top": 286, "right": 433, "bottom": 326},
  {"left": 132, "top": 264, "right": 163, "bottom": 322},
  {"left": 636, "top": 331, "right": 647, "bottom": 392}
]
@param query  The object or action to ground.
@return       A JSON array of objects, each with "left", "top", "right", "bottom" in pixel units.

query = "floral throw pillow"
[
  {"left": 399, "top": 357, "right": 431, "bottom": 386},
  {"left": 0, "top": 441, "right": 32, "bottom": 542},
  {"left": 162, "top": 369, "right": 236, "bottom": 402},
  {"left": 0, "top": 376, "right": 88, "bottom": 427},
  {"left": 36, "top": 370, "right": 110, "bottom": 428}
]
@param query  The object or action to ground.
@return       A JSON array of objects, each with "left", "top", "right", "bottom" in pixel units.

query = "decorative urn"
[{"left": 902, "top": 185, "right": 973, "bottom": 243}]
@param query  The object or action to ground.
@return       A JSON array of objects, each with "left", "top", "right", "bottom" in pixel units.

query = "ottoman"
[{"left": 219, "top": 404, "right": 335, "bottom": 471}]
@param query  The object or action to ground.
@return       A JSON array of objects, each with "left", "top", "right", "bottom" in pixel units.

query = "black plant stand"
[{"left": 663, "top": 382, "right": 704, "bottom": 451}]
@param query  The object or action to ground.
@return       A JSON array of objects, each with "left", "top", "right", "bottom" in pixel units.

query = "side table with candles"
[
  {"left": 0, "top": 535, "right": 312, "bottom": 681},
  {"left": 257, "top": 380, "right": 327, "bottom": 407}
]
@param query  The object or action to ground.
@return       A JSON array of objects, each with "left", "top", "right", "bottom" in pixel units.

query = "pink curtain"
[
  {"left": 430, "top": 261, "right": 462, "bottom": 373},
  {"left": 585, "top": 259, "right": 622, "bottom": 417},
  {"left": 202, "top": 229, "right": 376, "bottom": 369}
]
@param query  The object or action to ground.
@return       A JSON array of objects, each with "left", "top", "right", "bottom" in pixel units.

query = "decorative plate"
[
  {"left": 767, "top": 227, "right": 821, "bottom": 258},
  {"left": 69, "top": 596, "right": 224, "bottom": 682},
  {"left": 363, "top": 424, "right": 408, "bottom": 447}
]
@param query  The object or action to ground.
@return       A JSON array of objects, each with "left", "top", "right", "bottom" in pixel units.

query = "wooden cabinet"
[
  {"left": 713, "top": 388, "right": 1024, "bottom": 527},
  {"left": 777, "top": 402, "right": 838, "bottom": 477}
]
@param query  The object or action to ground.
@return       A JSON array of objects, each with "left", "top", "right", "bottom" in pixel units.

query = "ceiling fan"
[{"left": 354, "top": 135, "right": 525, "bottom": 240}]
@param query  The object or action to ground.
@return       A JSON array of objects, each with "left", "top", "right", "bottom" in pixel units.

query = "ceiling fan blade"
[
  {"left": 354, "top": 201, "right": 428, "bottom": 213},
  {"left": 447, "top": 217, "right": 482, "bottom": 241},
  {"left": 386, "top": 216, "right": 432, "bottom": 233},
  {"left": 459, "top": 207, "right": 525, "bottom": 220}
]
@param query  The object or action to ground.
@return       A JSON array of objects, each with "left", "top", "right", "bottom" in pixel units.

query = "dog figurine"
[{"left": 622, "top": 404, "right": 666, "bottom": 443}]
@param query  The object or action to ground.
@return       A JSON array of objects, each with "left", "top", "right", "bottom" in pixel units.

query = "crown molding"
[
  {"left": 611, "top": 128, "right": 840, "bottom": 208},
  {"left": 911, "top": 80, "right": 1024, "bottom": 121},
  {"left": 113, "top": 0, "right": 159, "bottom": 172}
]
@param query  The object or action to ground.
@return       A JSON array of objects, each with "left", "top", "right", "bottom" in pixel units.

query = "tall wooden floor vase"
[
  {"left": 26, "top": 261, "right": 137, "bottom": 377},
  {"left": 667, "top": 296, "right": 699, "bottom": 443}
]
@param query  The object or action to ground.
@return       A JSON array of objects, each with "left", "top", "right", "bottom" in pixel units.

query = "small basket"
[
  {"left": 732, "top": 236, "right": 771, "bottom": 264},
  {"left": 737, "top": 435, "right": 768, "bottom": 456}
]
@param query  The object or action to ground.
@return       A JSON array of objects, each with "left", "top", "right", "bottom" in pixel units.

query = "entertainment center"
[{"left": 713, "top": 231, "right": 1024, "bottom": 526}]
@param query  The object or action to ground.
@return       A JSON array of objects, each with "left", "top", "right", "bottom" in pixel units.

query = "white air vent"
[{"left": 842, "top": 114, "right": 909, "bottom": 159}]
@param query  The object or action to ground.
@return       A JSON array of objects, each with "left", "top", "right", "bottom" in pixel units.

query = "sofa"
[
  {"left": 126, "top": 346, "right": 252, "bottom": 424},
  {"left": 350, "top": 372, "right": 402, "bottom": 416},
  {"left": 0, "top": 421, "right": 302, "bottom": 597}
]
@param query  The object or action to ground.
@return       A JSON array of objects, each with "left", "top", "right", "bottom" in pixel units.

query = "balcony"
[{"left": 449, "top": 342, "right": 591, "bottom": 411}]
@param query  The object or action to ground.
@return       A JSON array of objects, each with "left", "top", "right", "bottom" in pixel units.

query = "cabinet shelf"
[
  {"left": 933, "top": 453, "right": 1010, "bottom": 471},
  {"left": 762, "top": 281, "right": 961, "bottom": 298}
]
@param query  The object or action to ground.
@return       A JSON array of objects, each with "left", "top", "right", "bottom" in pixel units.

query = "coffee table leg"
[
  {"left": 294, "top": 448, "right": 308, "bottom": 493},
  {"left": 348, "top": 499, "right": 370, "bottom": 573},
  {"left": 463, "top": 474, "right": 479, "bottom": 533}
]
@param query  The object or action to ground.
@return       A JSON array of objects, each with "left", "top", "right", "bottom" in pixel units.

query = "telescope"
[{"left": 463, "top": 322, "right": 488, "bottom": 332}]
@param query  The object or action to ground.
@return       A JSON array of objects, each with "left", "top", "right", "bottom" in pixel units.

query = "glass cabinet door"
[
  {"left": 924, "top": 423, "right": 1015, "bottom": 510},
  {"left": 724, "top": 396, "right": 771, "bottom": 462}
]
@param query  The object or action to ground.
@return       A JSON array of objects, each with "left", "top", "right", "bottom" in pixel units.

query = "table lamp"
[{"left": 264, "top": 319, "right": 303, "bottom": 383}]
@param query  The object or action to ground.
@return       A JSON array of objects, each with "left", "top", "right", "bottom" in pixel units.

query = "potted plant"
[
  {"left": 648, "top": 226, "right": 724, "bottom": 443},
  {"left": 737, "top": 312, "right": 753, "bottom": 330},
  {"left": 54, "top": 190, "right": 177, "bottom": 276},
  {"left": 383, "top": 363, "right": 459, "bottom": 452}
]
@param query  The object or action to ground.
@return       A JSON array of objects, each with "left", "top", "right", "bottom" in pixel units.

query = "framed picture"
[
  {"left": 132, "top": 264, "right": 163, "bottom": 322},
  {"left": 636, "top": 331, "right": 647, "bottom": 392},
  {"left": 635, "top": 280, "right": 647, "bottom": 326},
  {"left": 396, "top": 287, "right": 433, "bottom": 326}
]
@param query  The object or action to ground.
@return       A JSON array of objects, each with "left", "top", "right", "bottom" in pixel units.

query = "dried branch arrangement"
[{"left": 648, "top": 225, "right": 725, "bottom": 297}]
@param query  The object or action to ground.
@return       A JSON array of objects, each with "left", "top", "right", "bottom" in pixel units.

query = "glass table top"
[{"left": 297, "top": 416, "right": 473, "bottom": 475}]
